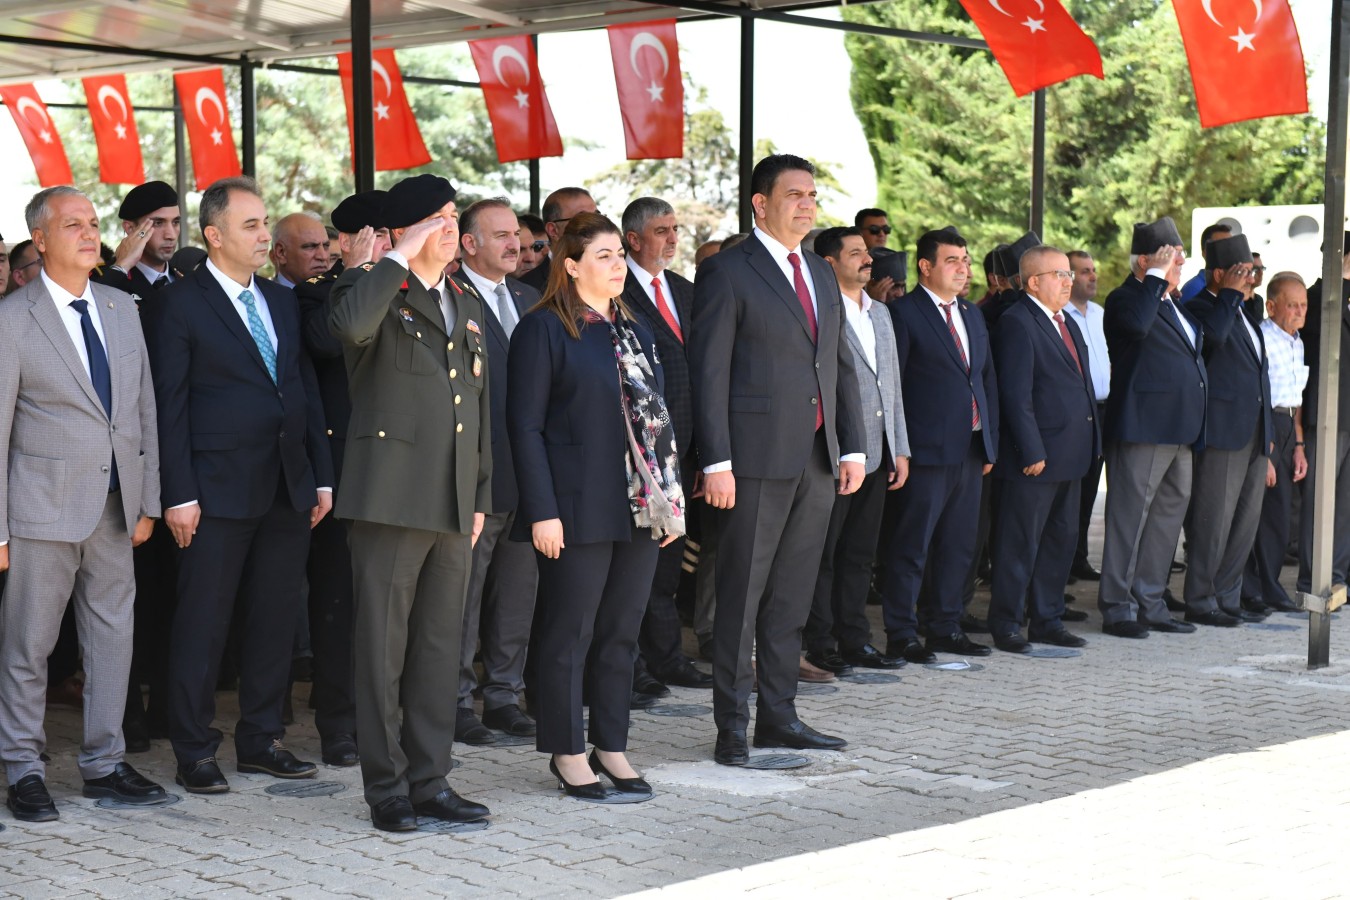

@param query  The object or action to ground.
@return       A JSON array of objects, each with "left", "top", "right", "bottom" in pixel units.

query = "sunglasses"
[
  {"left": 530, "top": 241, "right": 548, "bottom": 253},
  {"left": 866, "top": 225, "right": 892, "bottom": 236}
]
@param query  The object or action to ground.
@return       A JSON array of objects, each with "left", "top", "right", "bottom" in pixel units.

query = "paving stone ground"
[{"left": 5, "top": 496, "right": 1350, "bottom": 898}]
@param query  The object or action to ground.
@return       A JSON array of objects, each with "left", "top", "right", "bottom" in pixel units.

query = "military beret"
[
  {"left": 1131, "top": 216, "right": 1184, "bottom": 255},
  {"left": 118, "top": 181, "right": 179, "bottom": 221},
  {"left": 1204, "top": 233, "right": 1252, "bottom": 270},
  {"left": 383, "top": 174, "right": 457, "bottom": 230},
  {"left": 169, "top": 245, "right": 206, "bottom": 279},
  {"left": 330, "top": 189, "right": 388, "bottom": 234}
]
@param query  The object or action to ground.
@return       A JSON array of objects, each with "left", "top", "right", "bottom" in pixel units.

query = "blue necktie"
[
  {"left": 69, "top": 298, "right": 118, "bottom": 493},
  {"left": 239, "top": 288, "right": 278, "bottom": 382}
]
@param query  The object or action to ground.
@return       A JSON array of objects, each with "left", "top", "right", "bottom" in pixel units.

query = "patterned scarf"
[{"left": 587, "top": 305, "right": 686, "bottom": 540}]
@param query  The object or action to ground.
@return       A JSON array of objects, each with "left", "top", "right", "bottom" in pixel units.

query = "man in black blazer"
[
  {"left": 881, "top": 229, "right": 999, "bottom": 662},
  {"left": 295, "top": 189, "right": 390, "bottom": 767},
  {"left": 519, "top": 187, "right": 597, "bottom": 291},
  {"left": 1098, "top": 217, "right": 1207, "bottom": 638},
  {"left": 690, "top": 155, "right": 866, "bottom": 765},
  {"left": 1183, "top": 235, "right": 1272, "bottom": 626},
  {"left": 621, "top": 197, "right": 712, "bottom": 693},
  {"left": 988, "top": 246, "right": 1098, "bottom": 652},
  {"left": 143, "top": 176, "right": 334, "bottom": 793},
  {"left": 451, "top": 198, "right": 540, "bottom": 743}
]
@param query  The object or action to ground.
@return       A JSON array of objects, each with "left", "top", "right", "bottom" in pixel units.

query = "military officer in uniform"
[{"left": 328, "top": 174, "right": 492, "bottom": 833}]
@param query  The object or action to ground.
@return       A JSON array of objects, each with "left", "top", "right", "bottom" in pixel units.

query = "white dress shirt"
[
  {"left": 1066, "top": 299, "right": 1110, "bottom": 402},
  {"left": 626, "top": 258, "right": 680, "bottom": 328},
  {"left": 136, "top": 260, "right": 172, "bottom": 286},
  {"left": 842, "top": 290, "right": 877, "bottom": 372},
  {"left": 383, "top": 250, "right": 453, "bottom": 331},
  {"left": 40, "top": 269, "right": 105, "bottom": 379},
  {"left": 206, "top": 258, "right": 277, "bottom": 354},
  {"left": 461, "top": 263, "right": 511, "bottom": 332},
  {"left": 920, "top": 284, "right": 970, "bottom": 359}
]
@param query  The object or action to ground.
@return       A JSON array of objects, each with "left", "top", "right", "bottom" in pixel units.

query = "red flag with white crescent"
[
  {"left": 173, "top": 69, "right": 242, "bottom": 190},
  {"left": 82, "top": 75, "right": 146, "bottom": 185},
  {"left": 1173, "top": 0, "right": 1308, "bottom": 128},
  {"left": 0, "top": 84, "right": 74, "bottom": 187},
  {"left": 957, "top": 0, "right": 1103, "bottom": 96},
  {"left": 337, "top": 49, "right": 432, "bottom": 171},
  {"left": 608, "top": 20, "right": 684, "bottom": 160},
  {"left": 469, "top": 36, "right": 563, "bottom": 163}
]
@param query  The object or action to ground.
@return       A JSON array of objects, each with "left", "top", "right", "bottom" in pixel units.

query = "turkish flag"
[
  {"left": 608, "top": 21, "right": 684, "bottom": 160},
  {"left": 957, "top": 0, "right": 1103, "bottom": 96},
  {"left": 82, "top": 75, "right": 146, "bottom": 185},
  {"left": 173, "top": 69, "right": 242, "bottom": 190},
  {"left": 337, "top": 49, "right": 432, "bottom": 171},
  {"left": 1173, "top": 0, "right": 1308, "bottom": 128},
  {"left": 469, "top": 36, "right": 563, "bottom": 163},
  {"left": 0, "top": 84, "right": 73, "bottom": 187}
]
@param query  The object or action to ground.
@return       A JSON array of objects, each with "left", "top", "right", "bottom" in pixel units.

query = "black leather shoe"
[
  {"left": 632, "top": 671, "right": 670, "bottom": 698},
  {"left": 175, "top": 757, "right": 229, "bottom": 794},
  {"left": 82, "top": 762, "right": 166, "bottom": 804},
  {"left": 455, "top": 708, "right": 495, "bottom": 745},
  {"left": 886, "top": 637, "right": 936, "bottom": 664},
  {"left": 414, "top": 788, "right": 489, "bottom": 822},
  {"left": 804, "top": 649, "right": 854, "bottom": 676},
  {"left": 549, "top": 757, "right": 608, "bottom": 800},
  {"left": 714, "top": 729, "right": 749, "bottom": 766},
  {"left": 371, "top": 796, "right": 417, "bottom": 832},
  {"left": 321, "top": 733, "right": 359, "bottom": 767},
  {"left": 589, "top": 750, "right": 652, "bottom": 793},
  {"left": 1184, "top": 610, "right": 1239, "bottom": 628},
  {"left": 1164, "top": 587, "right": 1185, "bottom": 612},
  {"left": 1102, "top": 621, "right": 1149, "bottom": 639},
  {"left": 839, "top": 643, "right": 906, "bottom": 670},
  {"left": 237, "top": 741, "right": 317, "bottom": 779},
  {"left": 993, "top": 633, "right": 1033, "bottom": 654},
  {"left": 1234, "top": 604, "right": 1269, "bottom": 622},
  {"left": 1071, "top": 562, "right": 1102, "bottom": 581},
  {"left": 1171, "top": 560, "right": 1187, "bottom": 573},
  {"left": 927, "top": 633, "right": 992, "bottom": 657},
  {"left": 7, "top": 774, "right": 57, "bottom": 822},
  {"left": 1262, "top": 595, "right": 1300, "bottom": 613},
  {"left": 1061, "top": 607, "right": 1090, "bottom": 622},
  {"left": 1031, "top": 629, "right": 1088, "bottom": 648},
  {"left": 1153, "top": 618, "right": 1199, "bottom": 633},
  {"left": 630, "top": 691, "right": 660, "bottom": 710},
  {"left": 482, "top": 704, "right": 536, "bottom": 736},
  {"left": 959, "top": 614, "right": 990, "bottom": 634},
  {"left": 753, "top": 720, "right": 847, "bottom": 751},
  {"left": 658, "top": 660, "right": 714, "bottom": 689}
]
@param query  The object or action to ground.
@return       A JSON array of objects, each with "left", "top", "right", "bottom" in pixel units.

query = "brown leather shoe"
[{"left": 797, "top": 656, "right": 836, "bottom": 683}]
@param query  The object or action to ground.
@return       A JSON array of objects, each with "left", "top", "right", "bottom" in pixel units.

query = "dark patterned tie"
[
  {"left": 788, "top": 253, "right": 822, "bottom": 430},
  {"left": 941, "top": 301, "right": 980, "bottom": 431},
  {"left": 1054, "top": 312, "right": 1083, "bottom": 374}
]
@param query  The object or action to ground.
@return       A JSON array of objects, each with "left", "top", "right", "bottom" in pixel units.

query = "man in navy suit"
[
  {"left": 621, "top": 197, "right": 711, "bottom": 695},
  {"left": 1098, "top": 217, "right": 1207, "bottom": 638},
  {"left": 690, "top": 154, "right": 866, "bottom": 766},
  {"left": 144, "top": 176, "right": 334, "bottom": 793},
  {"left": 988, "top": 246, "right": 1098, "bottom": 652},
  {"left": 881, "top": 229, "right": 999, "bottom": 663},
  {"left": 1182, "top": 234, "right": 1272, "bottom": 627}
]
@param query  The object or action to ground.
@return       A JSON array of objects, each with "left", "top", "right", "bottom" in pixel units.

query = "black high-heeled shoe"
[
  {"left": 549, "top": 756, "right": 608, "bottom": 800},
  {"left": 588, "top": 750, "right": 652, "bottom": 794}
]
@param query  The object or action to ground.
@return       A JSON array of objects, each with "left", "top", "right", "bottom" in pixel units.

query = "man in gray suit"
[
  {"left": 805, "top": 227, "right": 910, "bottom": 674},
  {"left": 0, "top": 186, "right": 165, "bottom": 821}
]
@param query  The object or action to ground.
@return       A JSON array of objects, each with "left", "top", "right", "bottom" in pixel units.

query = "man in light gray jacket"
[{"left": 805, "top": 226, "right": 911, "bottom": 673}]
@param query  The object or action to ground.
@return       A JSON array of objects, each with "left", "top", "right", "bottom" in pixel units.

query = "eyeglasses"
[
  {"left": 549, "top": 212, "right": 601, "bottom": 226},
  {"left": 530, "top": 241, "right": 548, "bottom": 252},
  {"left": 13, "top": 257, "right": 39, "bottom": 273},
  {"left": 1032, "top": 269, "right": 1074, "bottom": 281},
  {"left": 866, "top": 225, "right": 892, "bottom": 236},
  {"left": 1252, "top": 266, "right": 1266, "bottom": 273}
]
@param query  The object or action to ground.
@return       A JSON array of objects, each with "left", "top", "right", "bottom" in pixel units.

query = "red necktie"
[
  {"left": 1054, "top": 311, "right": 1083, "bottom": 375},
  {"left": 652, "top": 276, "right": 682, "bottom": 343},
  {"left": 788, "top": 252, "right": 822, "bottom": 430},
  {"left": 942, "top": 301, "right": 980, "bottom": 431}
]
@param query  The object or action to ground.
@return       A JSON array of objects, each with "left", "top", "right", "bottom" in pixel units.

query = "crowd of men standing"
[{"left": 0, "top": 153, "right": 1328, "bottom": 832}]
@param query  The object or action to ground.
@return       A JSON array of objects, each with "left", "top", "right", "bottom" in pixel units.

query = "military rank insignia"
[{"left": 466, "top": 319, "right": 481, "bottom": 335}]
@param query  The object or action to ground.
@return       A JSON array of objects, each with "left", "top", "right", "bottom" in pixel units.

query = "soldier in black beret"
[{"left": 94, "top": 181, "right": 182, "bottom": 299}]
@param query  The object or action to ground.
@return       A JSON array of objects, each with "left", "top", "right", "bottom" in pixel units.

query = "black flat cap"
[
  {"left": 1131, "top": 216, "right": 1184, "bottom": 255},
  {"left": 1007, "top": 230, "right": 1041, "bottom": 268},
  {"left": 1204, "top": 234, "right": 1252, "bottom": 270},
  {"left": 383, "top": 175, "right": 456, "bottom": 230},
  {"left": 118, "top": 181, "right": 178, "bottom": 221},
  {"left": 331, "top": 190, "right": 388, "bottom": 234}
]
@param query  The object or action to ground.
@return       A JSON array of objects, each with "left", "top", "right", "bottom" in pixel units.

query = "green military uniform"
[{"left": 329, "top": 254, "right": 491, "bottom": 809}]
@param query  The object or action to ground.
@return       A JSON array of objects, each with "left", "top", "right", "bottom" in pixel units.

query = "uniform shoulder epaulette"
[
  {"left": 360, "top": 262, "right": 375, "bottom": 272},
  {"left": 306, "top": 274, "right": 326, "bottom": 284}
]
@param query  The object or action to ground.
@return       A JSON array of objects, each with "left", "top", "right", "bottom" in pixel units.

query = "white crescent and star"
[
  {"left": 194, "top": 86, "right": 227, "bottom": 146},
  {"left": 629, "top": 32, "right": 671, "bottom": 104},
  {"left": 96, "top": 84, "right": 130, "bottom": 140},
  {"left": 986, "top": 0, "right": 1047, "bottom": 35},
  {"left": 1202, "top": 0, "right": 1264, "bottom": 52},
  {"left": 15, "top": 95, "right": 54, "bottom": 144},
  {"left": 491, "top": 44, "right": 533, "bottom": 108},
  {"left": 371, "top": 59, "right": 393, "bottom": 120}
]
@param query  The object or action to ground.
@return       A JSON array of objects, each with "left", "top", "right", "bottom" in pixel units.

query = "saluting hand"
[
  {"left": 113, "top": 217, "right": 154, "bottom": 272},
  {"left": 392, "top": 216, "right": 445, "bottom": 259},
  {"left": 342, "top": 226, "right": 378, "bottom": 270}
]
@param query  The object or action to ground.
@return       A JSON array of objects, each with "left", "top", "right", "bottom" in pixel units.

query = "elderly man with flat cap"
[
  {"left": 1098, "top": 216, "right": 1207, "bottom": 638},
  {"left": 94, "top": 181, "right": 182, "bottom": 299},
  {"left": 329, "top": 174, "right": 492, "bottom": 833},
  {"left": 295, "top": 190, "right": 391, "bottom": 768}
]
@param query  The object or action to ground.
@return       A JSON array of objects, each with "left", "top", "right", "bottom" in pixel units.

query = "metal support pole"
[
  {"left": 1306, "top": 0, "right": 1350, "bottom": 669},
  {"left": 173, "top": 82, "right": 188, "bottom": 246},
  {"left": 1030, "top": 89, "right": 1046, "bottom": 236},
  {"left": 528, "top": 159, "right": 541, "bottom": 215},
  {"left": 240, "top": 56, "right": 257, "bottom": 178},
  {"left": 738, "top": 14, "right": 755, "bottom": 233},
  {"left": 351, "top": 0, "right": 375, "bottom": 192}
]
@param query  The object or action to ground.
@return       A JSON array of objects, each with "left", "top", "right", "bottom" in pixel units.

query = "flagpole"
[
  {"left": 1304, "top": 0, "right": 1350, "bottom": 669},
  {"left": 173, "top": 82, "right": 187, "bottom": 246},
  {"left": 1030, "top": 88, "right": 1045, "bottom": 236},
  {"left": 240, "top": 56, "right": 257, "bottom": 178},
  {"left": 351, "top": 0, "right": 375, "bottom": 192},
  {"left": 737, "top": 14, "right": 754, "bottom": 233}
]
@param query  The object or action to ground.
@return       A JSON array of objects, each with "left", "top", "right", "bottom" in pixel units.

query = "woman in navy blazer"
[{"left": 508, "top": 213, "right": 676, "bottom": 802}]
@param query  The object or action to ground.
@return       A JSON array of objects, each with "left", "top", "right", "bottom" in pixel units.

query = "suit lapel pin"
[
  {"left": 107, "top": 302, "right": 115, "bottom": 309},
  {"left": 399, "top": 307, "right": 415, "bottom": 322}
]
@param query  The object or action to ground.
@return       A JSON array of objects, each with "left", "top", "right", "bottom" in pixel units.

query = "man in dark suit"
[
  {"left": 329, "top": 174, "right": 492, "bottom": 833},
  {"left": 450, "top": 198, "right": 539, "bottom": 744},
  {"left": 143, "top": 176, "right": 334, "bottom": 793},
  {"left": 519, "top": 187, "right": 597, "bottom": 291},
  {"left": 690, "top": 154, "right": 866, "bottom": 766},
  {"left": 881, "top": 229, "right": 998, "bottom": 662},
  {"left": 93, "top": 181, "right": 181, "bottom": 299},
  {"left": 295, "top": 189, "right": 390, "bottom": 768},
  {"left": 1182, "top": 234, "right": 1272, "bottom": 627},
  {"left": 1098, "top": 217, "right": 1207, "bottom": 638},
  {"left": 988, "top": 245, "right": 1098, "bottom": 652},
  {"left": 621, "top": 197, "right": 712, "bottom": 693}
]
